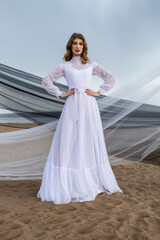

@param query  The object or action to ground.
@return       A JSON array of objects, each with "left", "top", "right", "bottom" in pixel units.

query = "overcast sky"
[{"left": 0, "top": 0, "right": 160, "bottom": 105}]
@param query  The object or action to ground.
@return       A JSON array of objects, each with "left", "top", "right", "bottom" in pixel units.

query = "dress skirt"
[{"left": 37, "top": 91, "right": 123, "bottom": 204}]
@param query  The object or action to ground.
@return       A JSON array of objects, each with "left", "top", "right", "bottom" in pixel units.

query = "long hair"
[{"left": 63, "top": 33, "right": 89, "bottom": 64}]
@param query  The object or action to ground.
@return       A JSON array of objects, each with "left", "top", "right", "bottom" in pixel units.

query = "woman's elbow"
[{"left": 42, "top": 77, "right": 49, "bottom": 87}]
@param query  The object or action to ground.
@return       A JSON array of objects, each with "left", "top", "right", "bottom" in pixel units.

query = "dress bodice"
[
  {"left": 42, "top": 55, "right": 116, "bottom": 98},
  {"left": 61, "top": 56, "right": 93, "bottom": 91}
]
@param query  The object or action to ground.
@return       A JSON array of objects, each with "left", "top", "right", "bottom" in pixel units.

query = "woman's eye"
[{"left": 73, "top": 42, "right": 83, "bottom": 45}]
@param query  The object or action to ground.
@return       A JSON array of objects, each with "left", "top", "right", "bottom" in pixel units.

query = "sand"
[
  {"left": 0, "top": 124, "right": 160, "bottom": 239},
  {"left": 0, "top": 123, "right": 39, "bottom": 133}
]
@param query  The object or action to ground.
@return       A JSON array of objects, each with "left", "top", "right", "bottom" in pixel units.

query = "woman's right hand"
[{"left": 59, "top": 88, "right": 75, "bottom": 98}]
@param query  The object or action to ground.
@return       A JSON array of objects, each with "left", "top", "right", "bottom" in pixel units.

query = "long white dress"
[{"left": 37, "top": 55, "right": 123, "bottom": 204}]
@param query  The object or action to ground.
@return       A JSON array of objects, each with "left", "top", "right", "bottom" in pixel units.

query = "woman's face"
[{"left": 71, "top": 38, "right": 84, "bottom": 56}]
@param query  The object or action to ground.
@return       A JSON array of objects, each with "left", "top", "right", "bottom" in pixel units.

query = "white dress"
[{"left": 37, "top": 55, "right": 123, "bottom": 204}]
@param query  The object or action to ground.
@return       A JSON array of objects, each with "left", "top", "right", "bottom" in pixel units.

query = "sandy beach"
[{"left": 0, "top": 125, "right": 160, "bottom": 240}]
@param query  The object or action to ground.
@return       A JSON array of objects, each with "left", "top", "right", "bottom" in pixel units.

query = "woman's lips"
[{"left": 76, "top": 50, "right": 80, "bottom": 51}]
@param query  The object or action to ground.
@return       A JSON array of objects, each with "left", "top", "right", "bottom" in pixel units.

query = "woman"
[{"left": 37, "top": 33, "right": 123, "bottom": 204}]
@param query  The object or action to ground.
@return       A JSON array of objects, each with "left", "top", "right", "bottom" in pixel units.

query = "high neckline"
[{"left": 71, "top": 55, "right": 81, "bottom": 63}]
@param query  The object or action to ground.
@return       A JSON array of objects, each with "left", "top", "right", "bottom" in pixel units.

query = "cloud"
[{"left": 0, "top": 0, "right": 159, "bottom": 105}]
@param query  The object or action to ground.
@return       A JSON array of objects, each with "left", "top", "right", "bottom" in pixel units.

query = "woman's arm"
[
  {"left": 42, "top": 63, "right": 64, "bottom": 98},
  {"left": 92, "top": 62, "right": 116, "bottom": 95}
]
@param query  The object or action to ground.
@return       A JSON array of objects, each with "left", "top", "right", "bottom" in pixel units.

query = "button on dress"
[{"left": 37, "top": 55, "right": 123, "bottom": 204}]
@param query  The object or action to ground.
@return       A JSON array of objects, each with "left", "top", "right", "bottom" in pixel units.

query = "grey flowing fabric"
[{"left": 0, "top": 63, "right": 160, "bottom": 180}]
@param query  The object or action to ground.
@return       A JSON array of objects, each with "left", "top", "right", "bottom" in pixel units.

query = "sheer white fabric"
[
  {"left": 42, "top": 65, "right": 64, "bottom": 98},
  {"left": 42, "top": 56, "right": 115, "bottom": 98},
  {"left": 92, "top": 62, "right": 116, "bottom": 95},
  {"left": 0, "top": 60, "right": 160, "bottom": 187}
]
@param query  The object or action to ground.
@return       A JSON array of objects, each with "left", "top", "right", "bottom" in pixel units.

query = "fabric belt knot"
[{"left": 72, "top": 87, "right": 86, "bottom": 122}]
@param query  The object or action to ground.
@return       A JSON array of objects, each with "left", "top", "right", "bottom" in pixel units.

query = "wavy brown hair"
[{"left": 63, "top": 33, "right": 89, "bottom": 64}]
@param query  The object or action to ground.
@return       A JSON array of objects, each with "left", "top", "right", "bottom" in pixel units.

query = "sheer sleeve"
[
  {"left": 92, "top": 62, "right": 116, "bottom": 95},
  {"left": 42, "top": 63, "right": 64, "bottom": 98}
]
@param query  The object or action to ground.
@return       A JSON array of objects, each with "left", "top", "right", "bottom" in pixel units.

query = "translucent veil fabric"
[{"left": 0, "top": 63, "right": 160, "bottom": 180}]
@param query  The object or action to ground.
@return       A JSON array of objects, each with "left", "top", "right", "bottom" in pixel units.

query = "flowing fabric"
[{"left": 0, "top": 60, "right": 160, "bottom": 182}]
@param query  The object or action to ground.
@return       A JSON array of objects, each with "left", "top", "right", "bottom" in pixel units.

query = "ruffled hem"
[{"left": 37, "top": 161, "right": 123, "bottom": 204}]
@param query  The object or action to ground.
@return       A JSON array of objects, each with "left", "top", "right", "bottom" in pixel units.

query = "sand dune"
[{"left": 0, "top": 160, "right": 159, "bottom": 240}]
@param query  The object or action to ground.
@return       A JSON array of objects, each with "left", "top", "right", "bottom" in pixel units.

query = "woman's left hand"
[{"left": 85, "top": 89, "right": 101, "bottom": 97}]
